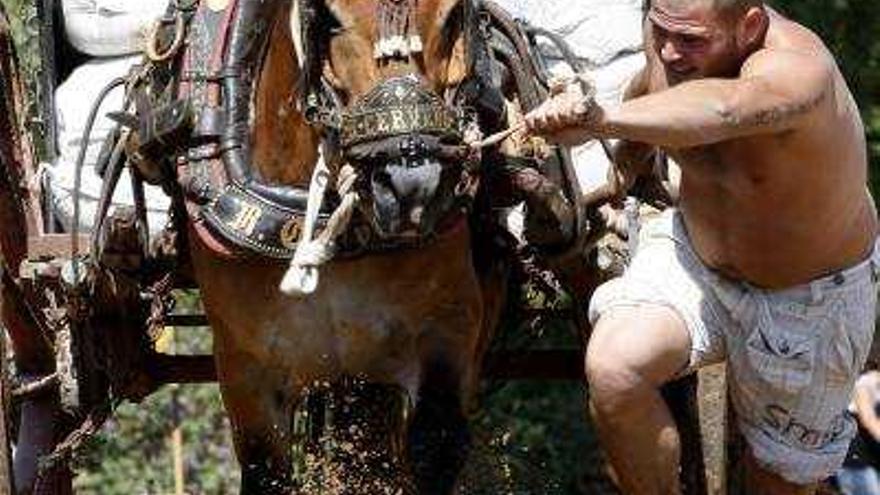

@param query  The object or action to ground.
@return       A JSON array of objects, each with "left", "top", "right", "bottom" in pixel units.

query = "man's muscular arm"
[
  {"left": 598, "top": 49, "right": 832, "bottom": 148},
  {"left": 526, "top": 48, "right": 833, "bottom": 150}
]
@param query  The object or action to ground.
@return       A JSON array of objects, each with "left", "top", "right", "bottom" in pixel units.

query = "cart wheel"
[{"left": 0, "top": 326, "right": 15, "bottom": 493}]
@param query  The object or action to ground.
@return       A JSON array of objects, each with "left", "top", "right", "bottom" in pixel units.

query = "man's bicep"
[{"left": 735, "top": 50, "right": 832, "bottom": 132}]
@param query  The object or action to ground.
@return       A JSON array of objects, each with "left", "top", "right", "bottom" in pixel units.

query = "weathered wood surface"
[
  {"left": 0, "top": 331, "right": 14, "bottom": 495},
  {"left": 26, "top": 235, "right": 91, "bottom": 260},
  {"left": 699, "top": 364, "right": 728, "bottom": 495}
]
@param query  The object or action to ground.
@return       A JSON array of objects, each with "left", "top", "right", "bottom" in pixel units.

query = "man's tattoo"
[{"left": 721, "top": 89, "right": 826, "bottom": 129}]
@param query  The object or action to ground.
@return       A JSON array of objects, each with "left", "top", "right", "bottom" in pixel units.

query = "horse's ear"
[
  {"left": 423, "top": 0, "right": 474, "bottom": 87},
  {"left": 434, "top": 0, "right": 465, "bottom": 29}
]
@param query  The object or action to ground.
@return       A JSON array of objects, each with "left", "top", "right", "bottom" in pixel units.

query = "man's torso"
[{"left": 646, "top": 10, "right": 877, "bottom": 288}]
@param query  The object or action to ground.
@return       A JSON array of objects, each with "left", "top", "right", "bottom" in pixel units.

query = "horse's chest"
[{"left": 258, "top": 286, "right": 475, "bottom": 377}]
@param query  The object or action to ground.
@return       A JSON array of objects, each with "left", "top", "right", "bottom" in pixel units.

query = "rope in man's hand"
[
  {"left": 468, "top": 73, "right": 598, "bottom": 150},
  {"left": 469, "top": 122, "right": 526, "bottom": 149}
]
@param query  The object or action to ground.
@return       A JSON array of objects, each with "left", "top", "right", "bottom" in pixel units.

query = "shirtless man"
[{"left": 524, "top": 0, "right": 879, "bottom": 493}]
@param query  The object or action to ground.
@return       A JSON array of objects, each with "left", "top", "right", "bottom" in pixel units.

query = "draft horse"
[{"left": 171, "top": 0, "right": 512, "bottom": 492}]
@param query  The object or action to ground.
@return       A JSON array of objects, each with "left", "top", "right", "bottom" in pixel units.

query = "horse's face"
[
  {"left": 294, "top": 0, "right": 476, "bottom": 239},
  {"left": 320, "top": 0, "right": 469, "bottom": 98}
]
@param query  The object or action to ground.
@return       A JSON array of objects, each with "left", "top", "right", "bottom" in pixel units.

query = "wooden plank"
[
  {"left": 698, "top": 364, "right": 727, "bottom": 495},
  {"left": 0, "top": 328, "right": 15, "bottom": 494},
  {"left": 26, "top": 234, "right": 90, "bottom": 260},
  {"left": 151, "top": 354, "right": 217, "bottom": 384},
  {"left": 151, "top": 350, "right": 588, "bottom": 384},
  {"left": 482, "top": 349, "right": 583, "bottom": 381}
]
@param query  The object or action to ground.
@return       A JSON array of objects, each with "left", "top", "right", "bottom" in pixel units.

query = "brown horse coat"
[{"left": 192, "top": 0, "right": 505, "bottom": 492}]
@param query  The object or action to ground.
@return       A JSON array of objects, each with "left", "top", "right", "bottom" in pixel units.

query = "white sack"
[
  {"left": 50, "top": 55, "right": 170, "bottom": 235},
  {"left": 62, "top": 0, "right": 169, "bottom": 56},
  {"left": 495, "top": 0, "right": 647, "bottom": 193}
]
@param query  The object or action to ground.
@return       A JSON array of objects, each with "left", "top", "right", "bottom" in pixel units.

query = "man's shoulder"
[
  {"left": 741, "top": 51, "right": 832, "bottom": 97},
  {"left": 760, "top": 12, "right": 832, "bottom": 69},
  {"left": 740, "top": 41, "right": 835, "bottom": 105}
]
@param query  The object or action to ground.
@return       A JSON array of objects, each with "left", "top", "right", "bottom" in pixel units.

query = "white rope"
[{"left": 279, "top": 149, "right": 360, "bottom": 296}]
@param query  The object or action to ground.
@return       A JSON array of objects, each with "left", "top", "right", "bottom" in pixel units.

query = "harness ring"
[{"left": 145, "top": 12, "right": 186, "bottom": 63}]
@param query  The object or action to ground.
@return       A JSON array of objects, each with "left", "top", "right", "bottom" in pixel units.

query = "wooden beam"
[
  {"left": 165, "top": 314, "right": 209, "bottom": 327},
  {"left": 149, "top": 350, "right": 588, "bottom": 385},
  {"left": 165, "top": 314, "right": 210, "bottom": 327},
  {"left": 483, "top": 349, "right": 584, "bottom": 380},
  {"left": 0, "top": 330, "right": 14, "bottom": 494},
  {"left": 26, "top": 234, "right": 90, "bottom": 259},
  {"left": 151, "top": 354, "right": 217, "bottom": 384}
]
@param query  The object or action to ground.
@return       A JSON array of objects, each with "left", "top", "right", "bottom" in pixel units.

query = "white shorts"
[{"left": 589, "top": 209, "right": 880, "bottom": 484}]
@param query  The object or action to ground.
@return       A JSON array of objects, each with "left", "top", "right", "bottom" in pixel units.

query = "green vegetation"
[
  {"left": 71, "top": 322, "right": 241, "bottom": 494},
  {"left": 2, "top": 0, "right": 42, "bottom": 147},
  {"left": 771, "top": 0, "right": 880, "bottom": 193}
]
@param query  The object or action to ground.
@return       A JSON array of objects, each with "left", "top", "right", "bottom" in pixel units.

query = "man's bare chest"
[{"left": 669, "top": 136, "right": 799, "bottom": 193}]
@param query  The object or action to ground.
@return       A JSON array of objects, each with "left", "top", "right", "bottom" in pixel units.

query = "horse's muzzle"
[
  {"left": 370, "top": 156, "right": 446, "bottom": 237},
  {"left": 337, "top": 75, "right": 477, "bottom": 240}
]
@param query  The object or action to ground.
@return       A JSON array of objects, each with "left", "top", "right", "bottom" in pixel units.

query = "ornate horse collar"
[{"left": 169, "top": 0, "right": 494, "bottom": 262}]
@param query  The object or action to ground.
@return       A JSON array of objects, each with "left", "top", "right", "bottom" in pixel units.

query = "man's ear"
[{"left": 736, "top": 6, "right": 767, "bottom": 51}]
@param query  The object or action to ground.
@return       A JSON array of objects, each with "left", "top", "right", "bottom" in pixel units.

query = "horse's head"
[{"left": 288, "top": 0, "right": 482, "bottom": 239}]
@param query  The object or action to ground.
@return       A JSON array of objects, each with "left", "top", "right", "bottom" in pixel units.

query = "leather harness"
[{"left": 88, "top": 0, "right": 587, "bottom": 263}]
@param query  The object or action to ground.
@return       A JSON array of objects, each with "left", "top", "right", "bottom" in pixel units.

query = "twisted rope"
[{"left": 279, "top": 152, "right": 360, "bottom": 296}]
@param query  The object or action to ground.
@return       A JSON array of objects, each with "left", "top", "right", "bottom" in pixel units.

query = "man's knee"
[
  {"left": 585, "top": 307, "right": 691, "bottom": 414},
  {"left": 587, "top": 316, "right": 649, "bottom": 416}
]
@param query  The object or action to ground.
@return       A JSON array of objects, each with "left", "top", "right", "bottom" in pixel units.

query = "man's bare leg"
[
  {"left": 585, "top": 306, "right": 692, "bottom": 495},
  {"left": 744, "top": 447, "right": 817, "bottom": 495}
]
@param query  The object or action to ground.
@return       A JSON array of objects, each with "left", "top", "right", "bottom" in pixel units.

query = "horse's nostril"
[{"left": 371, "top": 169, "right": 394, "bottom": 192}]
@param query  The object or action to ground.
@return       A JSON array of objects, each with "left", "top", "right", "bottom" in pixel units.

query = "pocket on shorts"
[
  {"left": 745, "top": 320, "right": 816, "bottom": 395},
  {"left": 830, "top": 286, "right": 878, "bottom": 380}
]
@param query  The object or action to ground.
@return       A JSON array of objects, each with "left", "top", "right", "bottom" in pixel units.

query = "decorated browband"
[{"left": 339, "top": 75, "right": 465, "bottom": 148}]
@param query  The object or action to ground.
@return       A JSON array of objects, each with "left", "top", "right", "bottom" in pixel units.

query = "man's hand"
[
  {"left": 524, "top": 76, "right": 604, "bottom": 147},
  {"left": 855, "top": 371, "right": 880, "bottom": 442}
]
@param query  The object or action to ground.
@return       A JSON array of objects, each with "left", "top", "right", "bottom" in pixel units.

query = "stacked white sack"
[
  {"left": 49, "top": 0, "right": 171, "bottom": 235},
  {"left": 62, "top": 0, "right": 169, "bottom": 57}
]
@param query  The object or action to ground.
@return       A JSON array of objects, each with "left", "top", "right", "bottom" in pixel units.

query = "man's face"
[{"left": 648, "top": 0, "right": 743, "bottom": 85}]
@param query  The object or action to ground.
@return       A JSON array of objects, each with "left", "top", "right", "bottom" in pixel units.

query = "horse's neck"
[{"left": 252, "top": 13, "right": 319, "bottom": 186}]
